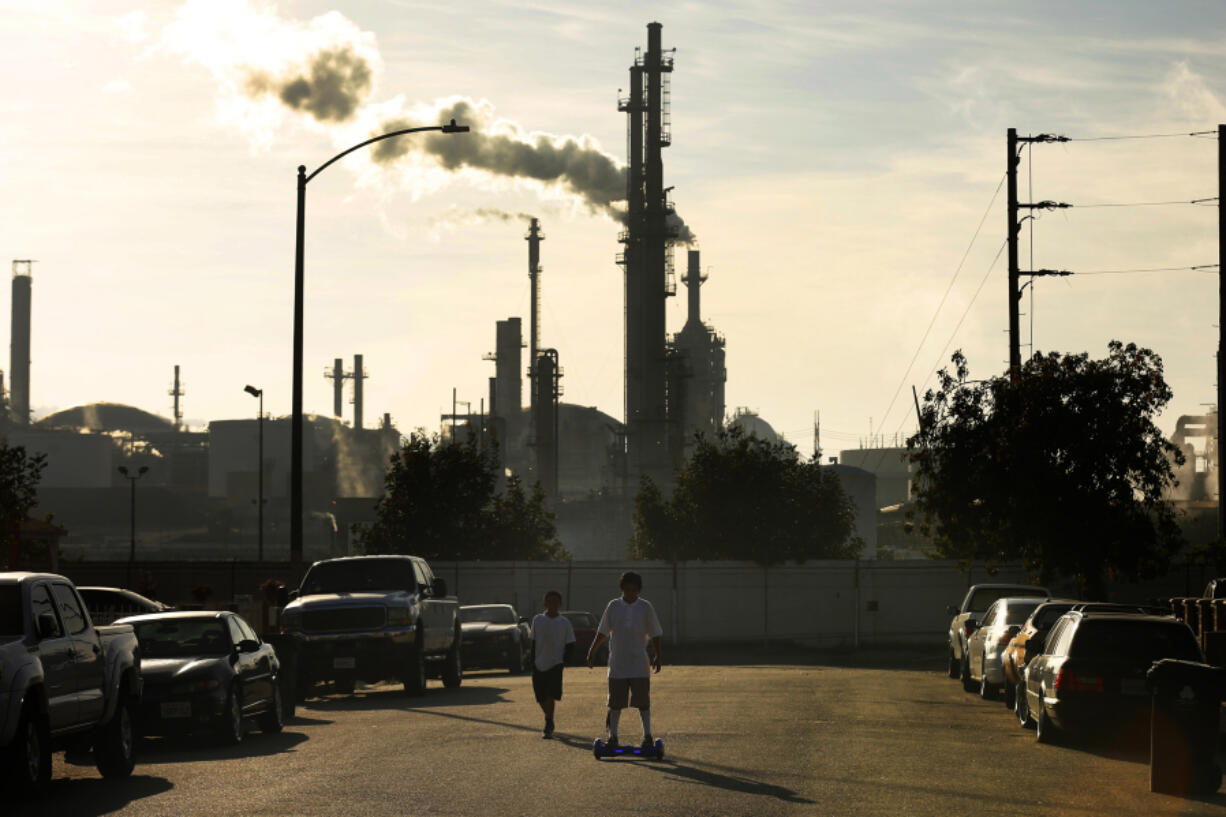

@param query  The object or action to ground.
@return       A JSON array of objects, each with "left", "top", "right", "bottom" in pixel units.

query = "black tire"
[
  {"left": 1035, "top": 700, "right": 1058, "bottom": 744},
  {"left": 1016, "top": 682, "right": 1033, "bottom": 729},
  {"left": 403, "top": 641, "right": 427, "bottom": 696},
  {"left": 978, "top": 660, "right": 996, "bottom": 701},
  {"left": 960, "top": 656, "right": 976, "bottom": 692},
  {"left": 94, "top": 685, "right": 136, "bottom": 778},
  {"left": 333, "top": 676, "right": 355, "bottom": 695},
  {"left": 947, "top": 649, "right": 960, "bottom": 679},
  {"left": 7, "top": 703, "right": 50, "bottom": 796},
  {"left": 220, "top": 685, "right": 244, "bottom": 745},
  {"left": 259, "top": 684, "right": 284, "bottom": 734},
  {"left": 507, "top": 641, "right": 525, "bottom": 675},
  {"left": 442, "top": 634, "right": 462, "bottom": 689},
  {"left": 279, "top": 674, "right": 297, "bottom": 720},
  {"left": 1002, "top": 675, "right": 1016, "bottom": 709}
]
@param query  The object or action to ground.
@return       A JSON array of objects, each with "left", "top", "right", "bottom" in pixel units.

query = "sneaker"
[
  {"left": 641, "top": 735, "right": 655, "bottom": 750},
  {"left": 543, "top": 720, "right": 554, "bottom": 739},
  {"left": 607, "top": 735, "right": 619, "bottom": 749}
]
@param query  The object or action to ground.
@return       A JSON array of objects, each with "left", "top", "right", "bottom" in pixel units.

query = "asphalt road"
[{"left": 13, "top": 647, "right": 1226, "bottom": 816}]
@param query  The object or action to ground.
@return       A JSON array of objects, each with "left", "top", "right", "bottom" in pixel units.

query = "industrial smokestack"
[
  {"left": 526, "top": 219, "right": 544, "bottom": 419},
  {"left": 332, "top": 358, "right": 344, "bottom": 417},
  {"left": 10, "top": 261, "right": 32, "bottom": 426},
  {"left": 353, "top": 354, "right": 366, "bottom": 430},
  {"left": 683, "top": 249, "right": 706, "bottom": 329}
]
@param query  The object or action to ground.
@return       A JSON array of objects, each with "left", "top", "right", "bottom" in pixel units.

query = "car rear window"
[
  {"left": 0, "top": 585, "right": 22, "bottom": 636},
  {"left": 1070, "top": 620, "right": 1202, "bottom": 664},
  {"left": 1030, "top": 603, "right": 1077, "bottom": 629},
  {"left": 460, "top": 606, "right": 515, "bottom": 624},
  {"left": 968, "top": 587, "right": 1046, "bottom": 612}
]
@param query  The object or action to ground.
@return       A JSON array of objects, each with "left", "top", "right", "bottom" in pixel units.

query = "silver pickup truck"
[
  {"left": 0, "top": 572, "right": 142, "bottom": 794},
  {"left": 279, "top": 555, "right": 461, "bottom": 697}
]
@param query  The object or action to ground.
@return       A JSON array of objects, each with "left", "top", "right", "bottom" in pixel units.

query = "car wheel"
[
  {"left": 1016, "top": 682, "right": 1032, "bottom": 729},
  {"left": 947, "top": 649, "right": 960, "bottom": 679},
  {"left": 507, "top": 642, "right": 525, "bottom": 675},
  {"left": 960, "top": 655, "right": 976, "bottom": 692},
  {"left": 7, "top": 704, "right": 50, "bottom": 796},
  {"left": 259, "top": 684, "right": 284, "bottom": 734},
  {"left": 403, "top": 640, "right": 427, "bottom": 696},
  {"left": 279, "top": 674, "right": 297, "bottom": 721},
  {"left": 220, "top": 685, "right": 244, "bottom": 745},
  {"left": 94, "top": 684, "right": 136, "bottom": 778},
  {"left": 978, "top": 660, "right": 996, "bottom": 701},
  {"left": 333, "top": 676, "right": 355, "bottom": 695},
  {"left": 1002, "top": 676, "right": 1016, "bottom": 709},
  {"left": 1035, "top": 699, "right": 1058, "bottom": 744},
  {"left": 442, "top": 634, "right": 463, "bottom": 689}
]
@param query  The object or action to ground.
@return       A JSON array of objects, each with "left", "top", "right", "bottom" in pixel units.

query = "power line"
[
  {"left": 1070, "top": 197, "right": 1218, "bottom": 208},
  {"left": 1074, "top": 264, "right": 1218, "bottom": 276},
  {"left": 866, "top": 173, "right": 1006, "bottom": 445},
  {"left": 1067, "top": 130, "right": 1215, "bottom": 142}
]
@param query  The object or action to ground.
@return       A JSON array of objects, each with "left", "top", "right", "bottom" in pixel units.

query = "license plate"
[
  {"left": 333, "top": 657, "right": 356, "bottom": 670},
  {"left": 160, "top": 701, "right": 191, "bottom": 719},
  {"left": 1121, "top": 679, "right": 1146, "bottom": 696}
]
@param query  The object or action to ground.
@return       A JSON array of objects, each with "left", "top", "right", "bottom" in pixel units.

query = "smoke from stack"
[{"left": 245, "top": 45, "right": 372, "bottom": 123}]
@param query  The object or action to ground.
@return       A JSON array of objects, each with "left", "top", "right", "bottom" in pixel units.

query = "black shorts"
[{"left": 533, "top": 664, "right": 564, "bottom": 703}]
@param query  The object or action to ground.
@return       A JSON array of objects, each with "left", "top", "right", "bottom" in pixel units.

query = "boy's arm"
[
  {"left": 651, "top": 635, "right": 662, "bottom": 673},
  {"left": 587, "top": 632, "right": 608, "bottom": 668}
]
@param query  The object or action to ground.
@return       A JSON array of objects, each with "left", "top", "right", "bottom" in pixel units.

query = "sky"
[{"left": 2, "top": 0, "right": 1226, "bottom": 458}]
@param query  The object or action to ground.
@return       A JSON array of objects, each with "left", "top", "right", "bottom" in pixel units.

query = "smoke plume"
[{"left": 245, "top": 45, "right": 372, "bottom": 123}]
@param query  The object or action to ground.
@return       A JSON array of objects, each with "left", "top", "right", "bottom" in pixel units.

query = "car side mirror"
[
  {"left": 432, "top": 578, "right": 447, "bottom": 598},
  {"left": 276, "top": 586, "right": 290, "bottom": 607},
  {"left": 519, "top": 617, "right": 530, "bottom": 626},
  {"left": 238, "top": 639, "right": 260, "bottom": 653},
  {"left": 36, "top": 612, "right": 58, "bottom": 639},
  {"left": 287, "top": 589, "right": 299, "bottom": 602}
]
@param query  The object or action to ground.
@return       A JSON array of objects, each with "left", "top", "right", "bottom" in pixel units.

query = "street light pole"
[
  {"left": 118, "top": 465, "right": 148, "bottom": 587},
  {"left": 244, "top": 385, "right": 264, "bottom": 561},
  {"left": 290, "top": 119, "right": 468, "bottom": 581}
]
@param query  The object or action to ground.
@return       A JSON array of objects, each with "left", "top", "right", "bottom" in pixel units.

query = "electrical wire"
[
  {"left": 1074, "top": 264, "right": 1218, "bottom": 276},
  {"left": 1069, "top": 198, "right": 1217, "bottom": 208},
  {"left": 862, "top": 173, "right": 1006, "bottom": 452},
  {"left": 1067, "top": 130, "right": 1216, "bottom": 142}
]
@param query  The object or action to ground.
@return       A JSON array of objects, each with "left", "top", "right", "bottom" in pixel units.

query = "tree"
[
  {"left": 0, "top": 440, "right": 46, "bottom": 569},
  {"left": 356, "top": 432, "right": 567, "bottom": 561},
  {"left": 908, "top": 342, "right": 1185, "bottom": 598},
  {"left": 630, "top": 428, "right": 861, "bottom": 564}
]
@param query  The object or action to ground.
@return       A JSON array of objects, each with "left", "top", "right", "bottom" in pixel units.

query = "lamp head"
[
  {"left": 138, "top": 466, "right": 149, "bottom": 476},
  {"left": 118, "top": 466, "right": 128, "bottom": 476},
  {"left": 244, "top": 385, "right": 261, "bottom": 397},
  {"left": 441, "top": 119, "right": 470, "bottom": 134}
]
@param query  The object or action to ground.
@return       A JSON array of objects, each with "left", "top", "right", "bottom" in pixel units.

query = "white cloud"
[
  {"left": 103, "top": 78, "right": 133, "bottom": 94},
  {"left": 1162, "top": 61, "right": 1226, "bottom": 122},
  {"left": 115, "top": 10, "right": 148, "bottom": 44}
]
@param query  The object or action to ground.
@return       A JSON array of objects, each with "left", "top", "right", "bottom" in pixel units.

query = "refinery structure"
[{"left": 0, "top": 23, "right": 961, "bottom": 563}]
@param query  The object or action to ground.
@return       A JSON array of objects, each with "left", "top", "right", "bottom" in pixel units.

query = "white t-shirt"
[
  {"left": 597, "top": 597, "right": 663, "bottom": 679},
  {"left": 531, "top": 612, "right": 575, "bottom": 671}
]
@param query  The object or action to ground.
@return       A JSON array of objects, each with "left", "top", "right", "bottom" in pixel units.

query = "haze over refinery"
[{"left": 2, "top": 0, "right": 1223, "bottom": 451}]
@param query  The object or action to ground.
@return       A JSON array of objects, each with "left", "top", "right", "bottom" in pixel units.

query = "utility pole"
[{"left": 1218, "top": 124, "right": 1225, "bottom": 537}]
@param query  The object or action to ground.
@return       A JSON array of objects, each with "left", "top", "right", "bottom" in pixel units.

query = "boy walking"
[
  {"left": 531, "top": 590, "right": 575, "bottom": 739},
  {"left": 587, "top": 571, "right": 663, "bottom": 749}
]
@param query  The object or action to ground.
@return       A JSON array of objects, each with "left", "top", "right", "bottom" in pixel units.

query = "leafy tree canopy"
[
  {"left": 630, "top": 427, "right": 862, "bottom": 564},
  {"left": 356, "top": 432, "right": 567, "bottom": 561},
  {"left": 907, "top": 341, "right": 1185, "bottom": 598},
  {"left": 0, "top": 440, "right": 46, "bottom": 567}
]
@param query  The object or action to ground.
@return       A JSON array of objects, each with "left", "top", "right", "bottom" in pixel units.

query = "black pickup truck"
[{"left": 278, "top": 555, "right": 461, "bottom": 697}]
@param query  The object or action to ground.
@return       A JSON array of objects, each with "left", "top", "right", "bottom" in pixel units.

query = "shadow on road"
[
  {"left": 12, "top": 774, "right": 173, "bottom": 817},
  {"left": 673, "top": 643, "right": 944, "bottom": 675},
  {"left": 301, "top": 682, "right": 510, "bottom": 712},
  {"left": 115, "top": 730, "right": 310, "bottom": 764}
]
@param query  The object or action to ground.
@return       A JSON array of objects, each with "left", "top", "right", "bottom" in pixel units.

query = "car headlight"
[{"left": 387, "top": 607, "right": 411, "bottom": 626}]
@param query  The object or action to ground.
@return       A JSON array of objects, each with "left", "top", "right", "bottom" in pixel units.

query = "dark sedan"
[
  {"left": 79, "top": 586, "right": 171, "bottom": 626},
  {"left": 116, "top": 610, "right": 284, "bottom": 744},
  {"left": 1021, "top": 611, "right": 1203, "bottom": 745},
  {"left": 459, "top": 604, "right": 532, "bottom": 674},
  {"left": 562, "top": 610, "right": 607, "bottom": 666}
]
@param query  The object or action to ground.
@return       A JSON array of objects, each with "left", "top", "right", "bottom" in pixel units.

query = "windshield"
[
  {"left": 460, "top": 606, "right": 515, "bottom": 624},
  {"left": 1070, "top": 620, "right": 1201, "bottom": 664},
  {"left": 1004, "top": 599, "right": 1044, "bottom": 625},
  {"left": 133, "top": 619, "right": 231, "bottom": 658},
  {"left": 564, "top": 612, "right": 596, "bottom": 628},
  {"left": 1030, "top": 603, "right": 1077, "bottom": 629},
  {"left": 0, "top": 586, "right": 21, "bottom": 637},
  {"left": 301, "top": 559, "right": 416, "bottom": 595},
  {"left": 968, "top": 587, "right": 1046, "bottom": 612}
]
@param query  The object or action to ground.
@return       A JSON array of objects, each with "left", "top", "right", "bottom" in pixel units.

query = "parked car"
[
  {"left": 1020, "top": 611, "right": 1203, "bottom": 744},
  {"left": 1204, "top": 578, "right": 1226, "bottom": 599},
  {"left": 459, "top": 604, "right": 532, "bottom": 673},
  {"left": 78, "top": 586, "right": 171, "bottom": 626},
  {"left": 562, "top": 610, "right": 607, "bottom": 666},
  {"left": 0, "top": 572, "right": 142, "bottom": 795},
  {"left": 947, "top": 583, "right": 1050, "bottom": 684},
  {"left": 963, "top": 596, "right": 1048, "bottom": 698},
  {"left": 1069, "top": 601, "right": 1172, "bottom": 616},
  {"left": 1002, "top": 599, "right": 1080, "bottom": 712},
  {"left": 117, "top": 610, "right": 283, "bottom": 744}
]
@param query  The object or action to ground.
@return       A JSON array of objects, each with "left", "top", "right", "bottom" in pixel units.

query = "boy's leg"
[
  {"left": 629, "top": 677, "right": 653, "bottom": 746},
  {"left": 607, "top": 678, "right": 630, "bottom": 745}
]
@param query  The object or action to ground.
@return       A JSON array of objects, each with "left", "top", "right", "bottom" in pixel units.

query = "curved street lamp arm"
[{"left": 305, "top": 121, "right": 467, "bottom": 184}]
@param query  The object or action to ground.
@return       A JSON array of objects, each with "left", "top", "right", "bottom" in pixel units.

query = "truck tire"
[
  {"left": 94, "top": 682, "right": 136, "bottom": 778},
  {"left": 7, "top": 703, "right": 50, "bottom": 796},
  {"left": 403, "top": 640, "right": 427, "bottom": 696},
  {"left": 259, "top": 685, "right": 285, "bottom": 734},
  {"left": 442, "top": 631, "right": 463, "bottom": 689}
]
